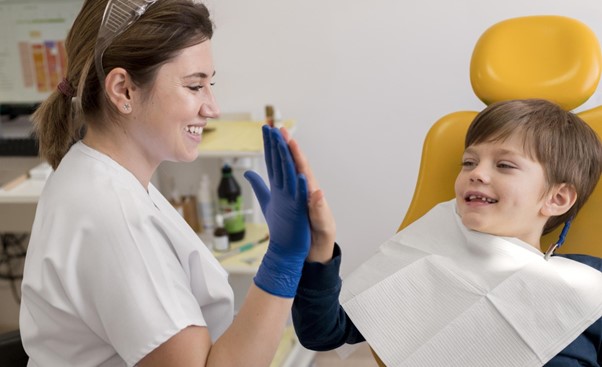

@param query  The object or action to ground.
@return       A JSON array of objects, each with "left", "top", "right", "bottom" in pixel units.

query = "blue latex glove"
[{"left": 244, "top": 126, "right": 310, "bottom": 298}]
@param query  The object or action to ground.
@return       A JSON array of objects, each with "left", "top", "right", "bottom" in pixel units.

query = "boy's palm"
[{"left": 281, "top": 128, "right": 337, "bottom": 259}]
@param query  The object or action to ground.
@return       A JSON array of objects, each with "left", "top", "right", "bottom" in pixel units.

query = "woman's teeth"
[{"left": 185, "top": 126, "right": 203, "bottom": 136}]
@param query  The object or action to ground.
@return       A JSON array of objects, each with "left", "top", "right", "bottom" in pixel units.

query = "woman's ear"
[
  {"left": 104, "top": 67, "right": 132, "bottom": 114},
  {"left": 541, "top": 183, "right": 577, "bottom": 217}
]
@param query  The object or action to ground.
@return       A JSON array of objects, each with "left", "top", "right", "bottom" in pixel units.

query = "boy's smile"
[
  {"left": 464, "top": 193, "right": 498, "bottom": 204},
  {"left": 454, "top": 133, "right": 551, "bottom": 249}
]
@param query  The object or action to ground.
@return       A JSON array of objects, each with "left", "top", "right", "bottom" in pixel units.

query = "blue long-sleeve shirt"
[{"left": 292, "top": 245, "right": 602, "bottom": 366}]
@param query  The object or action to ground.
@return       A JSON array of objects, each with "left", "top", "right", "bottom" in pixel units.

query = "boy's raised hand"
[{"left": 280, "top": 128, "right": 336, "bottom": 263}]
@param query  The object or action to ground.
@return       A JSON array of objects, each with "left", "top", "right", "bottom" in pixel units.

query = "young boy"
[{"left": 287, "top": 99, "right": 602, "bottom": 366}]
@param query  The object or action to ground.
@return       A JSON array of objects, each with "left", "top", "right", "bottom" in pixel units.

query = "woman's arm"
[
  {"left": 139, "top": 286, "right": 294, "bottom": 367},
  {"left": 139, "top": 126, "right": 311, "bottom": 367}
]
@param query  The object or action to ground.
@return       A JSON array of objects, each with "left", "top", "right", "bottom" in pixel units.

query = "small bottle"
[
  {"left": 265, "top": 105, "right": 274, "bottom": 127},
  {"left": 213, "top": 214, "right": 229, "bottom": 252},
  {"left": 181, "top": 194, "right": 200, "bottom": 233},
  {"left": 197, "top": 174, "right": 215, "bottom": 233},
  {"left": 217, "top": 164, "right": 246, "bottom": 242}
]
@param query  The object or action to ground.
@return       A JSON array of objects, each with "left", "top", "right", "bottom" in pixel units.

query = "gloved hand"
[{"left": 244, "top": 125, "right": 310, "bottom": 298}]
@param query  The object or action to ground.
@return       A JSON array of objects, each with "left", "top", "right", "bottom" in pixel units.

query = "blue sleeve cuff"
[{"left": 298, "top": 243, "right": 342, "bottom": 292}]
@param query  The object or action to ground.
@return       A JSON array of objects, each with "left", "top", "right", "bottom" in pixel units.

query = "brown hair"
[
  {"left": 32, "top": 0, "right": 214, "bottom": 169},
  {"left": 465, "top": 99, "right": 602, "bottom": 234}
]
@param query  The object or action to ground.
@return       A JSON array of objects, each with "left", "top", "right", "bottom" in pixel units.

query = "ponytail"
[{"left": 32, "top": 86, "right": 83, "bottom": 170}]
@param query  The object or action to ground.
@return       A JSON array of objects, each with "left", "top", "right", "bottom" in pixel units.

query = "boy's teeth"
[{"left": 468, "top": 195, "right": 497, "bottom": 203}]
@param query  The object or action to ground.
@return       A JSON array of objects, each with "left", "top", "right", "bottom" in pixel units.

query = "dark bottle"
[{"left": 217, "top": 164, "right": 245, "bottom": 241}]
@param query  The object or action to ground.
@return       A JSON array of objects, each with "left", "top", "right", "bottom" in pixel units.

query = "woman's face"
[{"left": 129, "top": 40, "right": 219, "bottom": 167}]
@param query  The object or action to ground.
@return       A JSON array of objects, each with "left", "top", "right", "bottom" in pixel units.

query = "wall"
[{"left": 203, "top": 0, "right": 602, "bottom": 275}]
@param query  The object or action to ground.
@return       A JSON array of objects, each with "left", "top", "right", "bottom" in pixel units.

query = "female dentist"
[{"left": 20, "top": 1, "right": 312, "bottom": 366}]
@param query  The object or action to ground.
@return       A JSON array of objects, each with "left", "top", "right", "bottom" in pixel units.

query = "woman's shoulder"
[
  {"left": 557, "top": 253, "right": 602, "bottom": 272},
  {"left": 39, "top": 149, "right": 153, "bottom": 230},
  {"left": 45, "top": 142, "right": 147, "bottom": 204}
]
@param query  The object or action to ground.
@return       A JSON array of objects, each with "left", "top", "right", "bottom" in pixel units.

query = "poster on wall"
[{"left": 0, "top": 0, "right": 82, "bottom": 104}]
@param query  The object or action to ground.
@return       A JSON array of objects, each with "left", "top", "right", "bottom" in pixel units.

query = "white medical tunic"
[{"left": 20, "top": 141, "right": 234, "bottom": 367}]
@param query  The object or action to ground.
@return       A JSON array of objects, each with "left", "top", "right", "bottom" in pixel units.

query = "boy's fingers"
[
  {"left": 308, "top": 189, "right": 335, "bottom": 233},
  {"left": 280, "top": 127, "right": 291, "bottom": 142},
  {"left": 278, "top": 126, "right": 319, "bottom": 194},
  {"left": 309, "top": 188, "right": 325, "bottom": 207},
  {"left": 288, "top": 138, "right": 318, "bottom": 193}
]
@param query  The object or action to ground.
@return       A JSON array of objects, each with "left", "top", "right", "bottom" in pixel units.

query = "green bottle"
[{"left": 217, "top": 164, "right": 245, "bottom": 241}]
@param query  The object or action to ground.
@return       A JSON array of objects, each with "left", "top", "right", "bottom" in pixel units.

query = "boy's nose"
[{"left": 469, "top": 166, "right": 490, "bottom": 183}]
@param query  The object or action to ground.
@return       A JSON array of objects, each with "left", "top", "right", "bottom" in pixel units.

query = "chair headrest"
[{"left": 470, "top": 15, "right": 602, "bottom": 111}]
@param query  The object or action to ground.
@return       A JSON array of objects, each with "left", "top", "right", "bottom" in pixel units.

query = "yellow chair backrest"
[{"left": 372, "top": 15, "right": 602, "bottom": 367}]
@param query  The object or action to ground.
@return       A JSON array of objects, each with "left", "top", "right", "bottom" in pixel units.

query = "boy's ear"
[
  {"left": 104, "top": 67, "right": 133, "bottom": 114},
  {"left": 541, "top": 183, "right": 577, "bottom": 217}
]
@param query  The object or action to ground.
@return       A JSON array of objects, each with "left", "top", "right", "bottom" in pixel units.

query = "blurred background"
[{"left": 203, "top": 0, "right": 602, "bottom": 275}]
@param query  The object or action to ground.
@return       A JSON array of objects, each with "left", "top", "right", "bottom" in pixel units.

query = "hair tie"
[{"left": 57, "top": 78, "right": 75, "bottom": 98}]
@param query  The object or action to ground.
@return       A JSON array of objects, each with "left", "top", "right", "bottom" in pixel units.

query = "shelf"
[
  {"left": 0, "top": 176, "right": 45, "bottom": 203},
  {"left": 198, "top": 120, "right": 296, "bottom": 157},
  {"left": 0, "top": 159, "right": 47, "bottom": 232},
  {"left": 209, "top": 222, "right": 269, "bottom": 274}
]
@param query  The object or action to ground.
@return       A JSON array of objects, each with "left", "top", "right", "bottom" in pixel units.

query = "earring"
[{"left": 123, "top": 103, "right": 131, "bottom": 112}]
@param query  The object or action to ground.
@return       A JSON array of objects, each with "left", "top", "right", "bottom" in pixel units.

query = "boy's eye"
[
  {"left": 461, "top": 160, "right": 476, "bottom": 167},
  {"left": 497, "top": 162, "right": 516, "bottom": 169}
]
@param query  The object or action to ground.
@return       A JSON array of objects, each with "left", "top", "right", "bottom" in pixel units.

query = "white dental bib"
[{"left": 340, "top": 200, "right": 602, "bottom": 367}]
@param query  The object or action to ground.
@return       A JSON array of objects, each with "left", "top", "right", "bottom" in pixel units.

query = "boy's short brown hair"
[{"left": 465, "top": 99, "right": 602, "bottom": 234}]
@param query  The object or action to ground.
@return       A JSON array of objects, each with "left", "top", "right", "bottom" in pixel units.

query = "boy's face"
[{"left": 454, "top": 134, "right": 550, "bottom": 249}]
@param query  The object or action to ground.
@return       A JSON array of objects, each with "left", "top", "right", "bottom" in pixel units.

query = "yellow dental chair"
[{"left": 372, "top": 15, "right": 602, "bottom": 366}]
